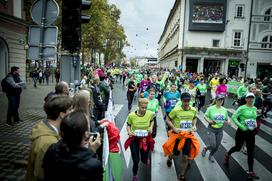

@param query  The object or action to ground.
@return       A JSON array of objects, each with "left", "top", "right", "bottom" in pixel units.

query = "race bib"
[
  {"left": 180, "top": 120, "right": 192, "bottom": 131},
  {"left": 214, "top": 114, "right": 225, "bottom": 123},
  {"left": 134, "top": 130, "right": 148, "bottom": 137},
  {"left": 169, "top": 99, "right": 177, "bottom": 107},
  {"left": 244, "top": 119, "right": 257, "bottom": 130}
]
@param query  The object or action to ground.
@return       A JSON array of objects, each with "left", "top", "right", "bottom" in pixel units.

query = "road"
[{"left": 0, "top": 81, "right": 271, "bottom": 181}]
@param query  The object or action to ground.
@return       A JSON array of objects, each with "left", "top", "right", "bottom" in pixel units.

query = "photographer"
[{"left": 43, "top": 111, "right": 103, "bottom": 181}]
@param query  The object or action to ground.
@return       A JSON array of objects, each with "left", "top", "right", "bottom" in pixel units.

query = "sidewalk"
[{"left": 0, "top": 81, "right": 55, "bottom": 181}]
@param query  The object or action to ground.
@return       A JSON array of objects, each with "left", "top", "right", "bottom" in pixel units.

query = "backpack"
[{"left": 1, "top": 75, "right": 10, "bottom": 93}]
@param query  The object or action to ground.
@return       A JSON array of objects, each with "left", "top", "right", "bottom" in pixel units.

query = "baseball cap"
[
  {"left": 245, "top": 92, "right": 255, "bottom": 98},
  {"left": 180, "top": 92, "right": 191, "bottom": 100},
  {"left": 215, "top": 94, "right": 225, "bottom": 100}
]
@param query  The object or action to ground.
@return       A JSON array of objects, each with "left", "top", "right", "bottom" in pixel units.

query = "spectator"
[
  {"left": 44, "top": 68, "right": 50, "bottom": 85},
  {"left": 44, "top": 81, "right": 69, "bottom": 101},
  {"left": 55, "top": 68, "right": 60, "bottom": 83},
  {"left": 91, "top": 77, "right": 106, "bottom": 120},
  {"left": 43, "top": 111, "right": 103, "bottom": 181},
  {"left": 26, "top": 95, "right": 73, "bottom": 181},
  {"left": 4, "top": 66, "right": 24, "bottom": 126}
]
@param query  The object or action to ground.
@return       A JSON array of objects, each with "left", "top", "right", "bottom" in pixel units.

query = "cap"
[
  {"left": 246, "top": 92, "right": 255, "bottom": 98},
  {"left": 215, "top": 94, "right": 225, "bottom": 100},
  {"left": 180, "top": 92, "right": 191, "bottom": 100}
]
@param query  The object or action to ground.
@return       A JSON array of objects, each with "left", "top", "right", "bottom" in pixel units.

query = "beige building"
[
  {"left": 158, "top": 0, "right": 252, "bottom": 77},
  {"left": 0, "top": 0, "right": 27, "bottom": 85}
]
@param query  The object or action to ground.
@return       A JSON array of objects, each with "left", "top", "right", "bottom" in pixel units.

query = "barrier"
[{"left": 103, "top": 89, "right": 123, "bottom": 181}]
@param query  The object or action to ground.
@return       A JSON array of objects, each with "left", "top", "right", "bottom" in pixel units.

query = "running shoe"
[
  {"left": 224, "top": 153, "right": 230, "bottom": 166},
  {"left": 178, "top": 174, "right": 185, "bottom": 181},
  {"left": 208, "top": 154, "right": 215, "bottom": 163},
  {"left": 241, "top": 146, "right": 247, "bottom": 155},
  {"left": 132, "top": 176, "right": 137, "bottom": 181},
  {"left": 201, "top": 147, "right": 207, "bottom": 157},
  {"left": 247, "top": 171, "right": 260, "bottom": 180},
  {"left": 166, "top": 158, "right": 172, "bottom": 167}
]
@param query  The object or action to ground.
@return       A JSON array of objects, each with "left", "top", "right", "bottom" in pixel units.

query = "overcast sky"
[{"left": 108, "top": 0, "right": 175, "bottom": 59}]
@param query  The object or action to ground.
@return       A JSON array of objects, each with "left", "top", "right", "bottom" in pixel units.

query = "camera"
[{"left": 88, "top": 132, "right": 98, "bottom": 142}]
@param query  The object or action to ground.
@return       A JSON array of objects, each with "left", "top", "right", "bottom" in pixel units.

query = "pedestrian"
[
  {"left": 30, "top": 68, "right": 39, "bottom": 88},
  {"left": 4, "top": 66, "right": 24, "bottom": 126},
  {"left": 43, "top": 111, "right": 103, "bottom": 181},
  {"left": 201, "top": 94, "right": 231, "bottom": 162},
  {"left": 38, "top": 70, "right": 43, "bottom": 84},
  {"left": 224, "top": 93, "right": 259, "bottom": 180},
  {"left": 44, "top": 68, "right": 50, "bottom": 85},
  {"left": 125, "top": 98, "right": 155, "bottom": 181},
  {"left": 127, "top": 75, "right": 137, "bottom": 112},
  {"left": 55, "top": 68, "right": 60, "bottom": 83},
  {"left": 26, "top": 95, "right": 73, "bottom": 181}
]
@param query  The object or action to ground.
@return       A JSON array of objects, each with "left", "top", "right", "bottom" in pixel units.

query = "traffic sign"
[
  {"left": 28, "top": 25, "right": 58, "bottom": 46},
  {"left": 28, "top": 46, "right": 57, "bottom": 60},
  {"left": 31, "top": 0, "right": 59, "bottom": 25}
]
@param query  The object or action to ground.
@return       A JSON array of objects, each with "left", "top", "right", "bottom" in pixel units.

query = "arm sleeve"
[
  {"left": 231, "top": 107, "right": 247, "bottom": 131},
  {"left": 127, "top": 115, "right": 132, "bottom": 125},
  {"left": 168, "top": 109, "right": 176, "bottom": 120},
  {"left": 6, "top": 76, "right": 20, "bottom": 88}
]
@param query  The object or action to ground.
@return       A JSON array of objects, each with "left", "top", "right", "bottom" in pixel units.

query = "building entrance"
[
  {"left": 186, "top": 58, "right": 198, "bottom": 73},
  {"left": 204, "top": 59, "right": 221, "bottom": 75},
  {"left": 257, "top": 63, "right": 272, "bottom": 79}
]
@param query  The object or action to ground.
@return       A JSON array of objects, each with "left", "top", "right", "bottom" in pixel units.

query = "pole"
[
  {"left": 244, "top": 0, "right": 253, "bottom": 79},
  {"left": 39, "top": 0, "right": 48, "bottom": 71}
]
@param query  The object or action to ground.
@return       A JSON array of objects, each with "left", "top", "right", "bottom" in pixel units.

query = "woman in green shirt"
[
  {"left": 224, "top": 93, "right": 259, "bottom": 180},
  {"left": 147, "top": 89, "right": 159, "bottom": 138},
  {"left": 196, "top": 79, "right": 207, "bottom": 111},
  {"left": 202, "top": 94, "right": 230, "bottom": 162},
  {"left": 126, "top": 98, "right": 154, "bottom": 181}
]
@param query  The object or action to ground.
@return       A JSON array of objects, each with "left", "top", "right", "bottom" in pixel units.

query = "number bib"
[
  {"left": 134, "top": 130, "right": 148, "bottom": 137},
  {"left": 180, "top": 120, "right": 192, "bottom": 131},
  {"left": 214, "top": 114, "right": 225, "bottom": 123},
  {"left": 244, "top": 119, "right": 257, "bottom": 130},
  {"left": 169, "top": 99, "right": 177, "bottom": 107}
]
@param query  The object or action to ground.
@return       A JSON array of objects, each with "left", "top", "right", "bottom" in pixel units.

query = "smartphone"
[{"left": 86, "top": 132, "right": 98, "bottom": 141}]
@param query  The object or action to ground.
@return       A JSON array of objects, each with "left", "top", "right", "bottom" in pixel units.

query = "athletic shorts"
[
  {"left": 173, "top": 138, "right": 191, "bottom": 156},
  {"left": 211, "top": 91, "right": 216, "bottom": 99}
]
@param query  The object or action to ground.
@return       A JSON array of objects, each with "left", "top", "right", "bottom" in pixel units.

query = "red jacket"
[
  {"left": 162, "top": 130, "right": 200, "bottom": 160},
  {"left": 100, "top": 120, "right": 120, "bottom": 153},
  {"left": 124, "top": 134, "right": 155, "bottom": 152}
]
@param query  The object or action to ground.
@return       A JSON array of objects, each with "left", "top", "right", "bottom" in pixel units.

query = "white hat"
[{"left": 245, "top": 92, "right": 255, "bottom": 98}]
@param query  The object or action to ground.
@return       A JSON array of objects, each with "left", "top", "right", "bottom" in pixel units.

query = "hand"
[
  {"left": 89, "top": 133, "right": 101, "bottom": 153},
  {"left": 173, "top": 127, "right": 182, "bottom": 133},
  {"left": 210, "top": 120, "right": 216, "bottom": 125},
  {"left": 227, "top": 121, "right": 231, "bottom": 126},
  {"left": 128, "top": 131, "right": 135, "bottom": 137},
  {"left": 147, "top": 127, "right": 152, "bottom": 133},
  {"left": 100, "top": 121, "right": 109, "bottom": 128},
  {"left": 191, "top": 126, "right": 197, "bottom": 132}
]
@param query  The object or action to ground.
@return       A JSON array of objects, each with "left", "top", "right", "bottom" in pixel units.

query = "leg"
[
  {"left": 180, "top": 139, "right": 192, "bottom": 176},
  {"left": 13, "top": 95, "right": 20, "bottom": 121},
  {"left": 151, "top": 117, "right": 157, "bottom": 138},
  {"left": 228, "top": 129, "right": 245, "bottom": 155},
  {"left": 210, "top": 129, "right": 223, "bottom": 156},
  {"left": 140, "top": 148, "right": 149, "bottom": 164},
  {"left": 205, "top": 128, "right": 217, "bottom": 153},
  {"left": 6, "top": 95, "right": 15, "bottom": 124},
  {"left": 130, "top": 139, "right": 140, "bottom": 176},
  {"left": 245, "top": 131, "right": 255, "bottom": 172}
]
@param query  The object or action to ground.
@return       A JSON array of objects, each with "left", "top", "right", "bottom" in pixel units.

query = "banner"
[{"left": 227, "top": 81, "right": 243, "bottom": 95}]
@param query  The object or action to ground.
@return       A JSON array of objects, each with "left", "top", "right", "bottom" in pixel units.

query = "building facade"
[
  {"left": 0, "top": 0, "right": 27, "bottom": 84},
  {"left": 159, "top": 0, "right": 271, "bottom": 78}
]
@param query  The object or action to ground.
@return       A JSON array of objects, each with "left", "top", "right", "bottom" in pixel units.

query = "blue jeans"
[
  {"left": 32, "top": 77, "right": 37, "bottom": 87},
  {"left": 7, "top": 95, "right": 20, "bottom": 123}
]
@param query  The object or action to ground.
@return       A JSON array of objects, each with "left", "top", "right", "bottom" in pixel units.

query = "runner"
[
  {"left": 187, "top": 80, "right": 197, "bottom": 107},
  {"left": 147, "top": 88, "right": 159, "bottom": 138},
  {"left": 163, "top": 84, "right": 181, "bottom": 117},
  {"left": 202, "top": 94, "right": 231, "bottom": 162},
  {"left": 224, "top": 92, "right": 260, "bottom": 180},
  {"left": 125, "top": 98, "right": 155, "bottom": 181},
  {"left": 209, "top": 75, "right": 219, "bottom": 103},
  {"left": 196, "top": 79, "right": 207, "bottom": 111},
  {"left": 164, "top": 92, "right": 199, "bottom": 181},
  {"left": 127, "top": 75, "right": 137, "bottom": 112}
]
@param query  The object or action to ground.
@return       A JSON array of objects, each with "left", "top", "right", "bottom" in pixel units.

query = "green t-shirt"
[
  {"left": 232, "top": 105, "right": 257, "bottom": 131},
  {"left": 127, "top": 110, "right": 154, "bottom": 132},
  {"left": 157, "top": 80, "right": 165, "bottom": 90},
  {"left": 197, "top": 84, "right": 207, "bottom": 95},
  {"left": 205, "top": 105, "right": 228, "bottom": 128},
  {"left": 169, "top": 106, "right": 197, "bottom": 129},
  {"left": 147, "top": 98, "right": 159, "bottom": 113}
]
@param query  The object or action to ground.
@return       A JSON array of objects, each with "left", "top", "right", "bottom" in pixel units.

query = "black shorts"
[{"left": 173, "top": 138, "right": 191, "bottom": 156}]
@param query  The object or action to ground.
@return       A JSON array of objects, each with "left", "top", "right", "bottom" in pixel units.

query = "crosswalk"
[{"left": 113, "top": 104, "right": 272, "bottom": 181}]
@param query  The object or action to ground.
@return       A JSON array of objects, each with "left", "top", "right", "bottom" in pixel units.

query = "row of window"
[
  {"left": 235, "top": 4, "right": 271, "bottom": 21},
  {"left": 211, "top": 32, "right": 271, "bottom": 49}
]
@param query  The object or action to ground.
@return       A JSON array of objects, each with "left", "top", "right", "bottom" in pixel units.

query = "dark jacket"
[
  {"left": 43, "top": 140, "right": 103, "bottom": 181},
  {"left": 5, "top": 73, "right": 22, "bottom": 95},
  {"left": 91, "top": 84, "right": 106, "bottom": 111}
]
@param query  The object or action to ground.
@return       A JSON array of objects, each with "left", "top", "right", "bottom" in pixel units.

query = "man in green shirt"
[{"left": 166, "top": 92, "right": 197, "bottom": 180}]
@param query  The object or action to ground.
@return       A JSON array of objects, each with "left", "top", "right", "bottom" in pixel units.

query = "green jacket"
[{"left": 26, "top": 121, "right": 60, "bottom": 181}]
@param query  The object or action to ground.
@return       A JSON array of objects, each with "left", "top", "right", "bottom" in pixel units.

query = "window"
[
  {"left": 264, "top": 8, "right": 271, "bottom": 21},
  {"left": 235, "top": 5, "right": 244, "bottom": 18},
  {"left": 13, "top": 0, "right": 22, "bottom": 18},
  {"left": 212, "top": 40, "right": 220, "bottom": 47},
  {"left": 233, "top": 31, "right": 243, "bottom": 47},
  {"left": 261, "top": 35, "right": 272, "bottom": 49}
]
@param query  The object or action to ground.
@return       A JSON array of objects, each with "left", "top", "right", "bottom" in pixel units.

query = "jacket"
[
  {"left": 100, "top": 120, "right": 120, "bottom": 153},
  {"left": 43, "top": 140, "right": 103, "bottom": 181},
  {"left": 5, "top": 73, "right": 22, "bottom": 95},
  {"left": 124, "top": 134, "right": 155, "bottom": 152},
  {"left": 162, "top": 130, "right": 200, "bottom": 160},
  {"left": 26, "top": 121, "right": 60, "bottom": 181}
]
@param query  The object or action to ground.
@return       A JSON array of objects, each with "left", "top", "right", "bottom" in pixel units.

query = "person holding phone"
[{"left": 43, "top": 111, "right": 103, "bottom": 181}]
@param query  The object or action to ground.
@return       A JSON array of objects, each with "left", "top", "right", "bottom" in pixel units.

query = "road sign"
[
  {"left": 31, "top": 0, "right": 59, "bottom": 25},
  {"left": 28, "top": 26, "right": 58, "bottom": 46},
  {"left": 28, "top": 46, "right": 57, "bottom": 60}
]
